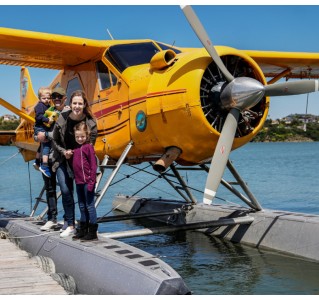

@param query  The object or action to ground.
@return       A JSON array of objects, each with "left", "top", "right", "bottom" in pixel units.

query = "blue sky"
[{"left": 1, "top": 4, "right": 319, "bottom": 119}]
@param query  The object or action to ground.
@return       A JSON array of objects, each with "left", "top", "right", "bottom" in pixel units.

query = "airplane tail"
[
  {"left": 20, "top": 67, "right": 38, "bottom": 114},
  {"left": 0, "top": 67, "right": 37, "bottom": 124},
  {"left": 0, "top": 67, "right": 43, "bottom": 157}
]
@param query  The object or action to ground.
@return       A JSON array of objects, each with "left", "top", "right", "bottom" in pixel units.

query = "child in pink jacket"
[{"left": 72, "top": 121, "right": 98, "bottom": 241}]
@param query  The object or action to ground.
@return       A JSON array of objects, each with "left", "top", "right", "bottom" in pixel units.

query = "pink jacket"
[{"left": 72, "top": 143, "right": 97, "bottom": 192}]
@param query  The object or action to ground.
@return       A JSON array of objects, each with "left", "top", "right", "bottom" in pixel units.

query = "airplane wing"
[
  {"left": 243, "top": 50, "right": 319, "bottom": 79},
  {"left": 0, "top": 27, "right": 109, "bottom": 69},
  {"left": 2, "top": 26, "right": 319, "bottom": 79}
]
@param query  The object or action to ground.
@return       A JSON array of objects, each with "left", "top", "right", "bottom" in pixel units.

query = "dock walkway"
[{"left": 0, "top": 237, "right": 68, "bottom": 295}]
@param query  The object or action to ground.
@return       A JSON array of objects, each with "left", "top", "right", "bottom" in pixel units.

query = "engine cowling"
[
  {"left": 199, "top": 50, "right": 269, "bottom": 143},
  {"left": 131, "top": 47, "right": 269, "bottom": 165}
]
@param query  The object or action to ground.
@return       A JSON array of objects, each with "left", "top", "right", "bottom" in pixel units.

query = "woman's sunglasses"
[{"left": 52, "top": 94, "right": 64, "bottom": 100}]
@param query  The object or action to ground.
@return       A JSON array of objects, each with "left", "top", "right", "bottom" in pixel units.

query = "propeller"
[
  {"left": 181, "top": 5, "right": 319, "bottom": 205},
  {"left": 180, "top": 5, "right": 234, "bottom": 83},
  {"left": 264, "top": 80, "right": 319, "bottom": 96}
]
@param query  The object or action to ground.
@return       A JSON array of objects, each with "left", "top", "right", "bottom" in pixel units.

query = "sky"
[{"left": 1, "top": 3, "right": 319, "bottom": 119}]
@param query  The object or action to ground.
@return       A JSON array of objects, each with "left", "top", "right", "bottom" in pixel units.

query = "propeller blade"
[
  {"left": 203, "top": 108, "right": 240, "bottom": 205},
  {"left": 265, "top": 80, "right": 319, "bottom": 97},
  {"left": 181, "top": 5, "right": 234, "bottom": 83}
]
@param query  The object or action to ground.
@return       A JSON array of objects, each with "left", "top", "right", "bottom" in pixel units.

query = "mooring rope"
[
  {"left": 6, "top": 230, "right": 59, "bottom": 239},
  {"left": 0, "top": 150, "right": 20, "bottom": 166}
]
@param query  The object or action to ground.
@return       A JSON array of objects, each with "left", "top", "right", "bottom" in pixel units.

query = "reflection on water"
[
  {"left": 1, "top": 144, "right": 319, "bottom": 294},
  {"left": 97, "top": 214, "right": 319, "bottom": 295},
  {"left": 123, "top": 229, "right": 319, "bottom": 295}
]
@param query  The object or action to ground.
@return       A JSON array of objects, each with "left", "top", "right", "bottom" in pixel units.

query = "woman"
[{"left": 38, "top": 90, "right": 97, "bottom": 237}]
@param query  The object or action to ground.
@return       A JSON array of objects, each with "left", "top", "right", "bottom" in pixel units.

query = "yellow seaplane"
[{"left": 1, "top": 7, "right": 319, "bottom": 292}]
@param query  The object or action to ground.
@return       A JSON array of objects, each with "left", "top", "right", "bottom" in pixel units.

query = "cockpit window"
[
  {"left": 96, "top": 60, "right": 111, "bottom": 90},
  {"left": 96, "top": 60, "right": 118, "bottom": 91},
  {"left": 105, "top": 42, "right": 160, "bottom": 72},
  {"left": 157, "top": 42, "right": 182, "bottom": 54}
]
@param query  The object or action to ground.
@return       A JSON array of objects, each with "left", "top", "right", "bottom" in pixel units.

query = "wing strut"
[{"left": 94, "top": 141, "right": 134, "bottom": 208}]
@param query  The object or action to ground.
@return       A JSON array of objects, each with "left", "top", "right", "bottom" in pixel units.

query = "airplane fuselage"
[{"left": 13, "top": 40, "right": 269, "bottom": 164}]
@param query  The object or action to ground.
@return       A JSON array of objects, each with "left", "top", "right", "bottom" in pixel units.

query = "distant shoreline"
[{"left": 253, "top": 135, "right": 315, "bottom": 143}]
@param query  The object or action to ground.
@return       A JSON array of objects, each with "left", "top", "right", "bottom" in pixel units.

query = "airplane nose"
[{"left": 220, "top": 77, "right": 265, "bottom": 111}]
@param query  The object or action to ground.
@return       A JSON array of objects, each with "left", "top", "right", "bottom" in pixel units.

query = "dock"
[
  {"left": 0, "top": 237, "right": 68, "bottom": 295},
  {"left": 0, "top": 212, "right": 190, "bottom": 295}
]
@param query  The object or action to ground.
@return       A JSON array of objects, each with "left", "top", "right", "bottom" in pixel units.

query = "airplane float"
[{"left": 1, "top": 5, "right": 319, "bottom": 295}]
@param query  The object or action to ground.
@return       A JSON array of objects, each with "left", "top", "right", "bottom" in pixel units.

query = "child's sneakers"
[
  {"left": 39, "top": 165, "right": 51, "bottom": 177},
  {"left": 33, "top": 162, "right": 40, "bottom": 171}
]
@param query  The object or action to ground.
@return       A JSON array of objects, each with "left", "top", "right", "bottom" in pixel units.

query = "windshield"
[{"left": 105, "top": 42, "right": 160, "bottom": 72}]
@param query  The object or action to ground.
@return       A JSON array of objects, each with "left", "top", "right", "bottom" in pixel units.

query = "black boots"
[
  {"left": 81, "top": 223, "right": 98, "bottom": 241},
  {"left": 72, "top": 222, "right": 88, "bottom": 240}
]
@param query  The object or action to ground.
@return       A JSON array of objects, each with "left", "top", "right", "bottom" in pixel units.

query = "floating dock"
[
  {"left": 0, "top": 237, "right": 68, "bottom": 295},
  {"left": 0, "top": 210, "right": 190, "bottom": 295}
]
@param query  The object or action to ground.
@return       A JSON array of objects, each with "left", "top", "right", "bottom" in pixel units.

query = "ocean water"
[{"left": 1, "top": 143, "right": 319, "bottom": 295}]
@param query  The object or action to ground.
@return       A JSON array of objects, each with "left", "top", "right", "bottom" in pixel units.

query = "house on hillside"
[{"left": 2, "top": 114, "right": 16, "bottom": 122}]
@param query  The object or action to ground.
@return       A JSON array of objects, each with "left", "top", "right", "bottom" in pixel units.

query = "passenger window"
[{"left": 96, "top": 60, "right": 112, "bottom": 90}]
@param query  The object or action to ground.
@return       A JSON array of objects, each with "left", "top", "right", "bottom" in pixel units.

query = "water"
[{"left": 1, "top": 143, "right": 319, "bottom": 295}]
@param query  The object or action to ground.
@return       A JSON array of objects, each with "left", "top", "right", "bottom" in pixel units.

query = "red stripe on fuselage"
[{"left": 93, "top": 89, "right": 186, "bottom": 119}]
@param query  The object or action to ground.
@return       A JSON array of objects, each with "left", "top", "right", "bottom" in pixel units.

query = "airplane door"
[{"left": 93, "top": 61, "right": 130, "bottom": 159}]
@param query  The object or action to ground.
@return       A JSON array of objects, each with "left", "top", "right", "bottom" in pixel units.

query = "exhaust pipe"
[{"left": 153, "top": 146, "right": 182, "bottom": 173}]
